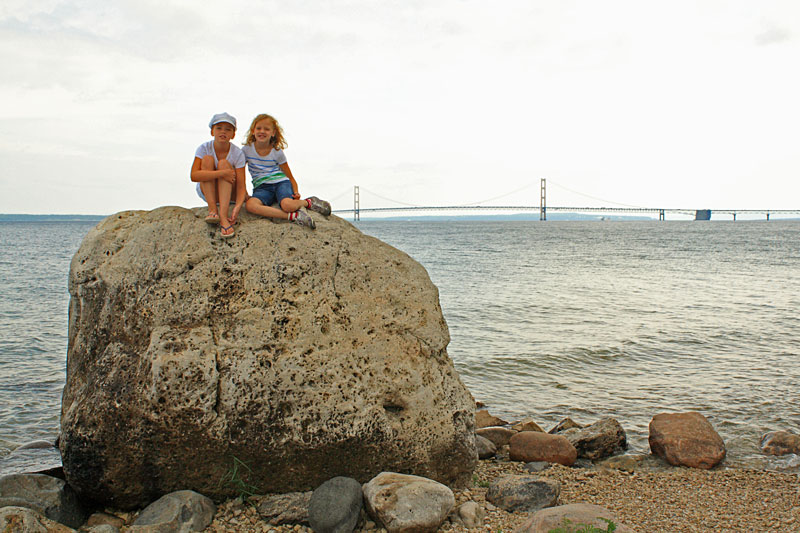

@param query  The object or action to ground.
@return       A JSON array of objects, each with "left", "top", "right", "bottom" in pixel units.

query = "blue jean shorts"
[{"left": 252, "top": 180, "right": 294, "bottom": 206}]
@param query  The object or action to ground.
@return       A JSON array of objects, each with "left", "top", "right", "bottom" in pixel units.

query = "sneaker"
[
  {"left": 306, "top": 196, "right": 331, "bottom": 216},
  {"left": 290, "top": 210, "right": 316, "bottom": 229}
]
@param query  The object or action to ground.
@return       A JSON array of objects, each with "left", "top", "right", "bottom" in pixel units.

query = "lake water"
[{"left": 1, "top": 219, "right": 799, "bottom": 473}]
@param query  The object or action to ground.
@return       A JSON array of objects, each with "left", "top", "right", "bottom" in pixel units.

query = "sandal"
[
  {"left": 205, "top": 212, "right": 220, "bottom": 225},
  {"left": 220, "top": 224, "right": 235, "bottom": 239}
]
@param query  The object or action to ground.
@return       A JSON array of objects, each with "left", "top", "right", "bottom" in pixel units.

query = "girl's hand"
[
  {"left": 230, "top": 204, "right": 242, "bottom": 224},
  {"left": 292, "top": 191, "right": 301, "bottom": 199},
  {"left": 222, "top": 168, "right": 236, "bottom": 184}
]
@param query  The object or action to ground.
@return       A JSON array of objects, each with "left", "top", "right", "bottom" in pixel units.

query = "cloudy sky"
[{"left": 2, "top": 0, "right": 799, "bottom": 215}]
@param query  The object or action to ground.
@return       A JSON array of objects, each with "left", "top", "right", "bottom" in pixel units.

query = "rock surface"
[
  {"left": 475, "top": 435, "right": 497, "bottom": 459},
  {"left": 561, "top": 417, "right": 627, "bottom": 460},
  {"left": 257, "top": 492, "right": 312, "bottom": 525},
  {"left": 475, "top": 427, "right": 516, "bottom": 448},
  {"left": 649, "top": 411, "right": 726, "bottom": 469},
  {"left": 508, "top": 432, "right": 576, "bottom": 466},
  {"left": 130, "top": 490, "right": 215, "bottom": 531},
  {"left": 0, "top": 506, "right": 76, "bottom": 533},
  {"left": 0, "top": 473, "right": 88, "bottom": 529},
  {"left": 308, "top": 476, "right": 363, "bottom": 533},
  {"left": 59, "top": 208, "right": 476, "bottom": 508},
  {"left": 516, "top": 503, "right": 635, "bottom": 533},
  {"left": 362, "top": 472, "right": 455, "bottom": 533},
  {"left": 485, "top": 475, "right": 559, "bottom": 513},
  {"left": 475, "top": 410, "right": 509, "bottom": 429},
  {"left": 760, "top": 430, "right": 800, "bottom": 456}
]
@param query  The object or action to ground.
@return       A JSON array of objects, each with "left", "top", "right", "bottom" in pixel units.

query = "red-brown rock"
[
  {"left": 509, "top": 432, "right": 577, "bottom": 466},
  {"left": 476, "top": 427, "right": 517, "bottom": 447},
  {"left": 648, "top": 412, "right": 726, "bottom": 469},
  {"left": 760, "top": 431, "right": 800, "bottom": 456}
]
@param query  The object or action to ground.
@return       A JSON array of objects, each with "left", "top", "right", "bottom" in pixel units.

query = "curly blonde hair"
[{"left": 243, "top": 114, "right": 287, "bottom": 149}]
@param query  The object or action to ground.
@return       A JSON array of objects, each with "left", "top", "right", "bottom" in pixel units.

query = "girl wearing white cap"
[{"left": 190, "top": 112, "right": 247, "bottom": 238}]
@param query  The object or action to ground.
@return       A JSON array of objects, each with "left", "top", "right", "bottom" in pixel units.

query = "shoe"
[
  {"left": 205, "top": 212, "right": 220, "bottom": 224},
  {"left": 291, "top": 210, "right": 316, "bottom": 229},
  {"left": 220, "top": 224, "right": 235, "bottom": 238},
  {"left": 306, "top": 196, "right": 331, "bottom": 216}
]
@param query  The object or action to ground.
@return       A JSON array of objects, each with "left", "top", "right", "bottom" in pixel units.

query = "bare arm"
[
  {"left": 190, "top": 157, "right": 236, "bottom": 183},
  {"left": 280, "top": 162, "right": 301, "bottom": 199}
]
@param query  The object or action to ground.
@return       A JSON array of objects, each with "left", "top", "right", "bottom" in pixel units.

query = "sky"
[{"left": 1, "top": 0, "right": 799, "bottom": 215}]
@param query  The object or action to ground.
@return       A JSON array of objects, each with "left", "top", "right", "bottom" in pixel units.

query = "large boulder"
[
  {"left": 59, "top": 207, "right": 476, "bottom": 509},
  {"left": 649, "top": 412, "right": 726, "bottom": 469}
]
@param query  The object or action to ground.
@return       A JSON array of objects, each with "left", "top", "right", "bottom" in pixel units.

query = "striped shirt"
[{"left": 241, "top": 145, "right": 289, "bottom": 188}]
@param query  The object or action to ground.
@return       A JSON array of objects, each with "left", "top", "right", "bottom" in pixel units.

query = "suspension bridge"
[{"left": 330, "top": 180, "right": 800, "bottom": 221}]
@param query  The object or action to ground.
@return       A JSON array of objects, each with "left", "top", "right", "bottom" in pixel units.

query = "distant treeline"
[{"left": 0, "top": 214, "right": 106, "bottom": 222}]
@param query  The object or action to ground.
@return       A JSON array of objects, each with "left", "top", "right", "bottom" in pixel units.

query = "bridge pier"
[
  {"left": 659, "top": 209, "right": 665, "bottom": 221},
  {"left": 353, "top": 185, "right": 360, "bottom": 221},
  {"left": 732, "top": 213, "right": 736, "bottom": 221},
  {"left": 767, "top": 212, "right": 770, "bottom": 221}
]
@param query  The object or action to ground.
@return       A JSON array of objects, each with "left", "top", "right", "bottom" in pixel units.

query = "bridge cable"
[
  {"left": 548, "top": 179, "right": 647, "bottom": 209},
  {"left": 358, "top": 187, "right": 422, "bottom": 207},
  {"left": 456, "top": 181, "right": 539, "bottom": 207}
]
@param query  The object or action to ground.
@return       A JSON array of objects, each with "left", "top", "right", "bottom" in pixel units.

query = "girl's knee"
[
  {"left": 218, "top": 158, "right": 233, "bottom": 169},
  {"left": 280, "top": 198, "right": 299, "bottom": 212},
  {"left": 245, "top": 197, "right": 262, "bottom": 213},
  {"left": 200, "top": 155, "right": 216, "bottom": 170}
]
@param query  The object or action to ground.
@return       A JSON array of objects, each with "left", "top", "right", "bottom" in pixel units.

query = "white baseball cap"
[{"left": 209, "top": 112, "right": 237, "bottom": 129}]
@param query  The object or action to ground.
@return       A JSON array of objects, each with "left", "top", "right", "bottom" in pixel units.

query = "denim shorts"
[{"left": 252, "top": 180, "right": 294, "bottom": 206}]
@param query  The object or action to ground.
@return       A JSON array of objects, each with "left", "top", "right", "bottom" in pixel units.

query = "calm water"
[{"left": 1, "top": 219, "right": 799, "bottom": 472}]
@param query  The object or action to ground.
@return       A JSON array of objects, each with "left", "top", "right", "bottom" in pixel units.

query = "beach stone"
[
  {"left": 130, "top": 490, "right": 215, "bottom": 531},
  {"left": 257, "top": 491, "right": 312, "bottom": 525},
  {"left": 476, "top": 427, "right": 517, "bottom": 448},
  {"left": 547, "top": 418, "right": 582, "bottom": 434},
  {"left": 509, "top": 432, "right": 577, "bottom": 466},
  {"left": 86, "top": 511, "right": 125, "bottom": 529},
  {"left": 0, "top": 473, "right": 88, "bottom": 529},
  {"left": 475, "top": 435, "right": 497, "bottom": 459},
  {"left": 485, "top": 475, "right": 559, "bottom": 513},
  {"left": 0, "top": 506, "right": 76, "bottom": 533},
  {"left": 511, "top": 418, "right": 545, "bottom": 433},
  {"left": 516, "top": 503, "right": 635, "bottom": 533},
  {"left": 760, "top": 431, "right": 800, "bottom": 456},
  {"left": 457, "top": 501, "right": 485, "bottom": 528},
  {"left": 595, "top": 453, "right": 673, "bottom": 473},
  {"left": 85, "top": 525, "right": 119, "bottom": 533},
  {"left": 649, "top": 412, "right": 726, "bottom": 469},
  {"left": 523, "top": 462, "right": 551, "bottom": 473},
  {"left": 362, "top": 472, "right": 454, "bottom": 533},
  {"left": 308, "top": 476, "right": 363, "bottom": 533},
  {"left": 475, "top": 410, "right": 509, "bottom": 429},
  {"left": 562, "top": 418, "right": 627, "bottom": 460},
  {"left": 59, "top": 207, "right": 476, "bottom": 508}
]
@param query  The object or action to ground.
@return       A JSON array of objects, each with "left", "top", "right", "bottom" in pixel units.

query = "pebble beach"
[{"left": 196, "top": 458, "right": 800, "bottom": 533}]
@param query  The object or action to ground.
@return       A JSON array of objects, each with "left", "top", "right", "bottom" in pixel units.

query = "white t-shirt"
[
  {"left": 241, "top": 144, "right": 289, "bottom": 188},
  {"left": 194, "top": 140, "right": 246, "bottom": 169}
]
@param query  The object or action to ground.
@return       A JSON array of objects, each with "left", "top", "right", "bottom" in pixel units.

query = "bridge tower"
[
  {"left": 540, "top": 178, "right": 546, "bottom": 221},
  {"left": 353, "top": 185, "right": 360, "bottom": 221}
]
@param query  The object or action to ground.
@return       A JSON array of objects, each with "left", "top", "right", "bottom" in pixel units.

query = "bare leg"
[
  {"left": 280, "top": 197, "right": 307, "bottom": 213},
  {"left": 199, "top": 156, "right": 219, "bottom": 213},
  {"left": 217, "top": 159, "right": 234, "bottom": 231},
  {"left": 246, "top": 197, "right": 290, "bottom": 219}
]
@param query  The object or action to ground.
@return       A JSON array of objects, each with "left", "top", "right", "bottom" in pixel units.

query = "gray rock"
[
  {"left": 85, "top": 525, "right": 120, "bottom": 533},
  {"left": 257, "top": 491, "right": 312, "bottom": 525},
  {"left": 0, "top": 473, "right": 88, "bottom": 529},
  {"left": 362, "top": 472, "right": 455, "bottom": 533},
  {"left": 0, "top": 506, "right": 76, "bottom": 532},
  {"left": 485, "top": 475, "right": 559, "bottom": 513},
  {"left": 131, "top": 490, "right": 215, "bottom": 532},
  {"left": 475, "top": 435, "right": 497, "bottom": 459},
  {"left": 517, "top": 503, "right": 636, "bottom": 533},
  {"left": 59, "top": 207, "right": 476, "bottom": 508},
  {"left": 523, "top": 462, "right": 551, "bottom": 473},
  {"left": 563, "top": 418, "right": 627, "bottom": 460},
  {"left": 309, "top": 477, "right": 363, "bottom": 533},
  {"left": 457, "top": 501, "right": 485, "bottom": 529},
  {"left": 595, "top": 453, "right": 673, "bottom": 473}
]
